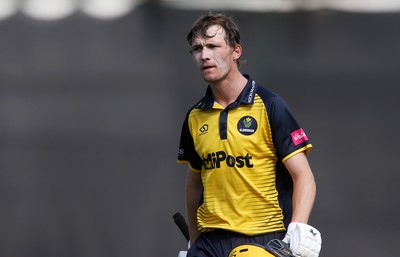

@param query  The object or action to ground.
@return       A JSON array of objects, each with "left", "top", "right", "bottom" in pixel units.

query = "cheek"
[
  {"left": 217, "top": 55, "right": 231, "bottom": 70},
  {"left": 192, "top": 54, "right": 202, "bottom": 67}
]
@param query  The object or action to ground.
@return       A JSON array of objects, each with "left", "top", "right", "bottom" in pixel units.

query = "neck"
[{"left": 210, "top": 72, "right": 247, "bottom": 108}]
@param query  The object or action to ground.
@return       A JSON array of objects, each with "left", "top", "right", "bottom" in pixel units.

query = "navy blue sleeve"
[
  {"left": 177, "top": 112, "right": 203, "bottom": 171},
  {"left": 258, "top": 87, "right": 311, "bottom": 160}
]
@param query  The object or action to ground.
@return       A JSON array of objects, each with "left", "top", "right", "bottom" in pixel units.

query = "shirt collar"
[{"left": 196, "top": 74, "right": 257, "bottom": 110}]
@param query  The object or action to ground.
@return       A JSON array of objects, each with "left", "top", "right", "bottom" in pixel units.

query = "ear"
[{"left": 232, "top": 44, "right": 242, "bottom": 60}]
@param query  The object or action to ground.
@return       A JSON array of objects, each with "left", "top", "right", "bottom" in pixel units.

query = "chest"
[{"left": 189, "top": 100, "right": 274, "bottom": 160}]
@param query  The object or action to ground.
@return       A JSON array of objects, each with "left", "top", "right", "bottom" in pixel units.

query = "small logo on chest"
[
  {"left": 237, "top": 116, "right": 258, "bottom": 135},
  {"left": 199, "top": 124, "right": 209, "bottom": 135}
]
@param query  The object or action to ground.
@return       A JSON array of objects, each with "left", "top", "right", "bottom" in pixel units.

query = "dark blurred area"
[{"left": 0, "top": 3, "right": 399, "bottom": 257}]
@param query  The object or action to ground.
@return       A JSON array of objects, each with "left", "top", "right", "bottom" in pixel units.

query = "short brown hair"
[
  {"left": 187, "top": 12, "right": 241, "bottom": 46},
  {"left": 187, "top": 11, "right": 244, "bottom": 65}
]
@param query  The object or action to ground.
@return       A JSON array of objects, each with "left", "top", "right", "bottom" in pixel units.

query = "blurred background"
[{"left": 0, "top": 0, "right": 399, "bottom": 256}]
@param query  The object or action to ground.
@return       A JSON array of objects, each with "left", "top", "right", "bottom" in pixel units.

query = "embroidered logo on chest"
[
  {"left": 199, "top": 124, "right": 209, "bottom": 135},
  {"left": 237, "top": 116, "right": 258, "bottom": 135}
]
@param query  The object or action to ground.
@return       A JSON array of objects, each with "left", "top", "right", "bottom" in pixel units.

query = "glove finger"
[
  {"left": 282, "top": 234, "right": 289, "bottom": 244},
  {"left": 178, "top": 251, "right": 188, "bottom": 257}
]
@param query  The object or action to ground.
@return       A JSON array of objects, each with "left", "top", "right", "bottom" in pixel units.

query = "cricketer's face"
[{"left": 191, "top": 25, "right": 240, "bottom": 84}]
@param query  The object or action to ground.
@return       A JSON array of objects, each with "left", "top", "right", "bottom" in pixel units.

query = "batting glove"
[
  {"left": 177, "top": 241, "right": 190, "bottom": 257},
  {"left": 178, "top": 251, "right": 187, "bottom": 257},
  {"left": 283, "top": 222, "right": 322, "bottom": 257}
]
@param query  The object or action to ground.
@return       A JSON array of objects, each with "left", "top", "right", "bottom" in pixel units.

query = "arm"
[
  {"left": 185, "top": 169, "right": 203, "bottom": 244},
  {"left": 284, "top": 151, "right": 316, "bottom": 224},
  {"left": 283, "top": 152, "right": 321, "bottom": 257}
]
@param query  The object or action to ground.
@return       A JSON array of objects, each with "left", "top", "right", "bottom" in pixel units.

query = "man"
[{"left": 177, "top": 12, "right": 321, "bottom": 257}]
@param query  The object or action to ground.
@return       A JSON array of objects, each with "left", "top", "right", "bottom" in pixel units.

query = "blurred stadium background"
[{"left": 0, "top": 0, "right": 399, "bottom": 256}]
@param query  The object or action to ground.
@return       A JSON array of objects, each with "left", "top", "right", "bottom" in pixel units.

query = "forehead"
[{"left": 192, "top": 25, "right": 226, "bottom": 45}]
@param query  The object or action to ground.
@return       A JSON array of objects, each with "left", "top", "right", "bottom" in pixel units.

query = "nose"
[{"left": 200, "top": 47, "right": 210, "bottom": 61}]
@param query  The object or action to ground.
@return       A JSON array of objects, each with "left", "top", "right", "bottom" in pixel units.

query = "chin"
[
  {"left": 202, "top": 74, "right": 220, "bottom": 83},
  {"left": 203, "top": 77, "right": 217, "bottom": 84}
]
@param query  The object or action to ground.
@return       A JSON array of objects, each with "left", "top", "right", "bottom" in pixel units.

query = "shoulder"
[
  {"left": 182, "top": 96, "right": 208, "bottom": 124},
  {"left": 255, "top": 83, "right": 288, "bottom": 108}
]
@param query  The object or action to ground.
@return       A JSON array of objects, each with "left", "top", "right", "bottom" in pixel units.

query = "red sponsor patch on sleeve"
[{"left": 291, "top": 128, "right": 308, "bottom": 146}]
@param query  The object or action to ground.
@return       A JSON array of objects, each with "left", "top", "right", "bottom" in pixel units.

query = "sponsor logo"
[
  {"left": 247, "top": 81, "right": 256, "bottom": 103},
  {"left": 203, "top": 151, "right": 253, "bottom": 170},
  {"left": 199, "top": 124, "right": 208, "bottom": 135},
  {"left": 237, "top": 116, "right": 258, "bottom": 135},
  {"left": 291, "top": 128, "right": 308, "bottom": 145}
]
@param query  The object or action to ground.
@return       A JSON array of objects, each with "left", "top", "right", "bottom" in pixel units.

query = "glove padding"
[{"left": 283, "top": 222, "right": 321, "bottom": 257}]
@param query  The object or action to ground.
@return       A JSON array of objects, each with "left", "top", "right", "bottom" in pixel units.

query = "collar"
[{"left": 195, "top": 74, "right": 257, "bottom": 110}]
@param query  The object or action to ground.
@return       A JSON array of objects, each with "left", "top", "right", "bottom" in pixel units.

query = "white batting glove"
[
  {"left": 283, "top": 222, "right": 322, "bottom": 257},
  {"left": 177, "top": 241, "right": 190, "bottom": 257},
  {"left": 178, "top": 251, "right": 187, "bottom": 257}
]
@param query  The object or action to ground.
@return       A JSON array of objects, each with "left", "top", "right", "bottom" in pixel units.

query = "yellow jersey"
[{"left": 177, "top": 75, "right": 312, "bottom": 236}]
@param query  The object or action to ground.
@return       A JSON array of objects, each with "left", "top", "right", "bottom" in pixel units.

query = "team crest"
[{"left": 237, "top": 116, "right": 257, "bottom": 135}]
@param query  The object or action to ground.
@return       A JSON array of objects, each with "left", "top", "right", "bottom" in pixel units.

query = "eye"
[{"left": 190, "top": 45, "right": 202, "bottom": 53}]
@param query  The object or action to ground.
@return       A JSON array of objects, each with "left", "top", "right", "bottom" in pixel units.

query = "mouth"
[{"left": 201, "top": 65, "right": 215, "bottom": 71}]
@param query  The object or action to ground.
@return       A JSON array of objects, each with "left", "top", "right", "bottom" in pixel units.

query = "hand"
[
  {"left": 283, "top": 222, "right": 322, "bottom": 257},
  {"left": 178, "top": 251, "right": 187, "bottom": 257},
  {"left": 177, "top": 241, "right": 190, "bottom": 257}
]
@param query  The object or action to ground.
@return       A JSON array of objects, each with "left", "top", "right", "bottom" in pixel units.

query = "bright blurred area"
[
  {"left": 0, "top": 0, "right": 400, "bottom": 21},
  {"left": 0, "top": 1, "right": 399, "bottom": 257}
]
